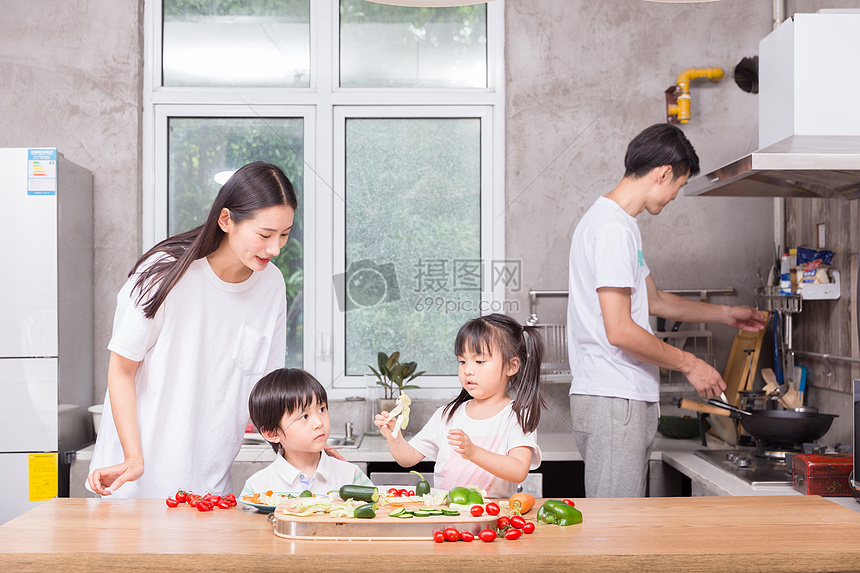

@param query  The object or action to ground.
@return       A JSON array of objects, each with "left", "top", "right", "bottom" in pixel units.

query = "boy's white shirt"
[{"left": 241, "top": 451, "right": 372, "bottom": 496}]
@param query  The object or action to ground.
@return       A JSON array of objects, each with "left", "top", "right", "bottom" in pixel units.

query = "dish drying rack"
[{"left": 526, "top": 287, "right": 735, "bottom": 387}]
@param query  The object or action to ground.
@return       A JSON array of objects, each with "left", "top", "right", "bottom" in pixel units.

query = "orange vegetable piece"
[
  {"left": 509, "top": 492, "right": 535, "bottom": 515},
  {"left": 390, "top": 502, "right": 404, "bottom": 507}
]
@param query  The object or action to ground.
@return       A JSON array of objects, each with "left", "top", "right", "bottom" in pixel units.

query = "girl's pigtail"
[{"left": 511, "top": 324, "right": 546, "bottom": 433}]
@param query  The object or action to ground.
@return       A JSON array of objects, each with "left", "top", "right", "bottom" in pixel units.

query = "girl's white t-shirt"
[
  {"left": 409, "top": 401, "right": 541, "bottom": 498},
  {"left": 567, "top": 196, "right": 660, "bottom": 401},
  {"left": 88, "top": 257, "right": 287, "bottom": 498}
]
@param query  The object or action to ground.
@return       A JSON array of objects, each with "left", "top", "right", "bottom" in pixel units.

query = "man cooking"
[{"left": 566, "top": 123, "right": 767, "bottom": 498}]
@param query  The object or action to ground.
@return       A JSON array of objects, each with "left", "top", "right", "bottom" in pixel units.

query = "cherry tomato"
[
  {"left": 187, "top": 495, "right": 201, "bottom": 507},
  {"left": 522, "top": 522, "right": 536, "bottom": 534},
  {"left": 485, "top": 502, "right": 500, "bottom": 516},
  {"left": 470, "top": 505, "right": 484, "bottom": 517},
  {"left": 224, "top": 494, "right": 237, "bottom": 507},
  {"left": 563, "top": 499, "right": 576, "bottom": 507},
  {"left": 433, "top": 531, "right": 445, "bottom": 543},
  {"left": 196, "top": 500, "right": 213, "bottom": 512},
  {"left": 175, "top": 490, "right": 187, "bottom": 503},
  {"left": 478, "top": 529, "right": 496, "bottom": 543},
  {"left": 443, "top": 528, "right": 460, "bottom": 542},
  {"left": 165, "top": 497, "right": 179, "bottom": 508},
  {"left": 504, "top": 529, "right": 522, "bottom": 540},
  {"left": 510, "top": 515, "right": 527, "bottom": 529},
  {"left": 216, "top": 499, "right": 231, "bottom": 509},
  {"left": 459, "top": 531, "right": 474, "bottom": 542},
  {"left": 397, "top": 489, "right": 409, "bottom": 497},
  {"left": 203, "top": 494, "right": 222, "bottom": 504},
  {"left": 388, "top": 488, "right": 400, "bottom": 497},
  {"left": 496, "top": 516, "right": 510, "bottom": 530},
  {"left": 407, "top": 490, "right": 415, "bottom": 497}
]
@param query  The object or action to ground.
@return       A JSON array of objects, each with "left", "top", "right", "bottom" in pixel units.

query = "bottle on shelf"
[{"left": 779, "top": 253, "right": 792, "bottom": 295}]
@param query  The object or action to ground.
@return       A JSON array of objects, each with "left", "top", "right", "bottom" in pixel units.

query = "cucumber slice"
[
  {"left": 388, "top": 507, "right": 406, "bottom": 517},
  {"left": 395, "top": 512, "right": 414, "bottom": 518},
  {"left": 413, "top": 510, "right": 431, "bottom": 517},
  {"left": 441, "top": 509, "right": 461, "bottom": 516}
]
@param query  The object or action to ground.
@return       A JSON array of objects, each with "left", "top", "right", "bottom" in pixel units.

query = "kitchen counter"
[
  {"left": 2, "top": 496, "right": 859, "bottom": 572},
  {"left": 71, "top": 434, "right": 860, "bottom": 512}
]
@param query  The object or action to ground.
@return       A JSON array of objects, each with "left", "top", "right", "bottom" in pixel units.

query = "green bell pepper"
[
  {"left": 410, "top": 470, "right": 431, "bottom": 496},
  {"left": 447, "top": 485, "right": 483, "bottom": 505},
  {"left": 447, "top": 486, "right": 470, "bottom": 505},
  {"left": 537, "top": 500, "right": 582, "bottom": 526}
]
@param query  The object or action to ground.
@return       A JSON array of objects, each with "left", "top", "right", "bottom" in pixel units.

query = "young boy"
[{"left": 241, "top": 368, "right": 372, "bottom": 495}]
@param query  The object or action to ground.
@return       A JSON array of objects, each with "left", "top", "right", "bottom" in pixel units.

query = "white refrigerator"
[{"left": 0, "top": 148, "right": 93, "bottom": 525}]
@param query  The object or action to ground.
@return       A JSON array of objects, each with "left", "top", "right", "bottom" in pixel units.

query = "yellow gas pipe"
[{"left": 667, "top": 67, "right": 724, "bottom": 124}]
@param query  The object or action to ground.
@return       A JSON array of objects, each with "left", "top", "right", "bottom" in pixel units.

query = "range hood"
[{"left": 687, "top": 12, "right": 860, "bottom": 198}]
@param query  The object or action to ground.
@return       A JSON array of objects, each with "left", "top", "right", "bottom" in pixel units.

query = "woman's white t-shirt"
[
  {"left": 88, "top": 257, "right": 287, "bottom": 498},
  {"left": 409, "top": 402, "right": 541, "bottom": 498},
  {"left": 567, "top": 196, "right": 660, "bottom": 401}
]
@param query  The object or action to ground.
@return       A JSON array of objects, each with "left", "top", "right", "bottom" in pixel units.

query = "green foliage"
[{"left": 368, "top": 351, "right": 425, "bottom": 400}]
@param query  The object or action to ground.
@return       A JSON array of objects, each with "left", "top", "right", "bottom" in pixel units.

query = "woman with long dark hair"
[{"left": 87, "top": 161, "right": 297, "bottom": 498}]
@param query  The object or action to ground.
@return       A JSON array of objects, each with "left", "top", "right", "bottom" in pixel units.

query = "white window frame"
[{"left": 142, "top": 0, "right": 506, "bottom": 398}]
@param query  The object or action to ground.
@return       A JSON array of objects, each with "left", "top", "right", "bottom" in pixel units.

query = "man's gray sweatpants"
[{"left": 569, "top": 394, "right": 658, "bottom": 498}]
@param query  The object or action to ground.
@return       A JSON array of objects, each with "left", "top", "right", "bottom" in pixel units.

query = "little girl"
[
  {"left": 242, "top": 368, "right": 373, "bottom": 496},
  {"left": 375, "top": 313, "right": 545, "bottom": 498}
]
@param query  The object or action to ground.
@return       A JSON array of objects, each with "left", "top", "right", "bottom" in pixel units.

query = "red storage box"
[{"left": 792, "top": 453, "right": 854, "bottom": 496}]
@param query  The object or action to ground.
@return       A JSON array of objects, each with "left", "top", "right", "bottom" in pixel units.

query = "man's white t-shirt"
[
  {"left": 567, "top": 196, "right": 660, "bottom": 402},
  {"left": 88, "top": 257, "right": 287, "bottom": 498},
  {"left": 409, "top": 401, "right": 541, "bottom": 498},
  {"left": 240, "top": 452, "right": 373, "bottom": 496}
]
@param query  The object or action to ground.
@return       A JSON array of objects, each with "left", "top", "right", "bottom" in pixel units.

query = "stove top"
[
  {"left": 695, "top": 449, "right": 792, "bottom": 486},
  {"left": 695, "top": 442, "right": 854, "bottom": 487}
]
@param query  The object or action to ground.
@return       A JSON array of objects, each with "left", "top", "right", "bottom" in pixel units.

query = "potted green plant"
[{"left": 368, "top": 351, "right": 424, "bottom": 414}]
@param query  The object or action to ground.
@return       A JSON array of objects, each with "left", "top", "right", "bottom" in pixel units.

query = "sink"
[{"left": 326, "top": 434, "right": 363, "bottom": 449}]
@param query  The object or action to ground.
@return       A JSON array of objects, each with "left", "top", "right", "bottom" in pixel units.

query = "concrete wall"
[{"left": 0, "top": 0, "right": 142, "bottom": 405}]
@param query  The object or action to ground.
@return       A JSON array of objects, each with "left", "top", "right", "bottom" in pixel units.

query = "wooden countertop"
[{"left": 2, "top": 496, "right": 860, "bottom": 572}]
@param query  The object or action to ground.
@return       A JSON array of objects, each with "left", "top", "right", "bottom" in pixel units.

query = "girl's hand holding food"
[{"left": 374, "top": 411, "right": 397, "bottom": 440}]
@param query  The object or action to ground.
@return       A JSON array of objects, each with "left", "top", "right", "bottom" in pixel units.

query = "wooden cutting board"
[{"left": 272, "top": 501, "right": 501, "bottom": 541}]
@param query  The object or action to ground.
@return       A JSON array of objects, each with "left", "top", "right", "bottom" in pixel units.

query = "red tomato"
[
  {"left": 397, "top": 489, "right": 409, "bottom": 497},
  {"left": 407, "top": 490, "right": 415, "bottom": 497},
  {"left": 224, "top": 494, "right": 237, "bottom": 507},
  {"left": 485, "top": 502, "right": 500, "bottom": 516},
  {"left": 522, "top": 522, "right": 536, "bottom": 534},
  {"left": 504, "top": 529, "right": 522, "bottom": 540},
  {"left": 496, "top": 516, "right": 509, "bottom": 530},
  {"left": 216, "top": 499, "right": 231, "bottom": 509},
  {"left": 433, "top": 531, "right": 445, "bottom": 543},
  {"left": 459, "top": 531, "right": 474, "bottom": 542},
  {"left": 563, "top": 499, "right": 575, "bottom": 507},
  {"left": 187, "top": 495, "right": 201, "bottom": 507},
  {"left": 388, "top": 488, "right": 400, "bottom": 497},
  {"left": 510, "top": 515, "right": 526, "bottom": 529},
  {"left": 478, "top": 529, "right": 496, "bottom": 543},
  {"left": 165, "top": 497, "right": 179, "bottom": 508},
  {"left": 443, "top": 528, "right": 460, "bottom": 542},
  {"left": 196, "top": 500, "right": 213, "bottom": 512},
  {"left": 175, "top": 491, "right": 187, "bottom": 503},
  {"left": 470, "top": 505, "right": 484, "bottom": 517}
]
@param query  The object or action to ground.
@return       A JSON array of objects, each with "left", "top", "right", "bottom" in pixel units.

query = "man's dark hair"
[{"left": 623, "top": 123, "right": 700, "bottom": 180}]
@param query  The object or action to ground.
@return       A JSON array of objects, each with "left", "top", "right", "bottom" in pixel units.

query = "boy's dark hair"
[
  {"left": 623, "top": 123, "right": 700, "bottom": 180},
  {"left": 249, "top": 368, "right": 328, "bottom": 453},
  {"left": 446, "top": 313, "right": 546, "bottom": 433}
]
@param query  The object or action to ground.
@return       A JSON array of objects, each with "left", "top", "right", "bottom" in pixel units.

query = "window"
[{"left": 144, "top": 0, "right": 504, "bottom": 396}]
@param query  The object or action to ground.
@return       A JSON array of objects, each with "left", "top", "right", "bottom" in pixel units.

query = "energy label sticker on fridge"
[
  {"left": 27, "top": 148, "right": 57, "bottom": 195},
  {"left": 29, "top": 453, "right": 58, "bottom": 501}
]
